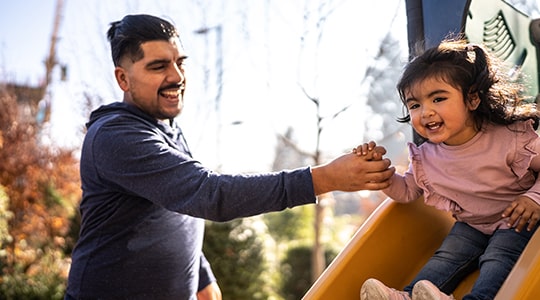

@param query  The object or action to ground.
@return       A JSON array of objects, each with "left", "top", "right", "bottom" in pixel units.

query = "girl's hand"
[
  {"left": 502, "top": 196, "right": 540, "bottom": 232},
  {"left": 352, "top": 141, "right": 386, "bottom": 161}
]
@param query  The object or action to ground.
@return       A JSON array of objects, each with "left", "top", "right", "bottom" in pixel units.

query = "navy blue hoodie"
[{"left": 66, "top": 102, "right": 316, "bottom": 299}]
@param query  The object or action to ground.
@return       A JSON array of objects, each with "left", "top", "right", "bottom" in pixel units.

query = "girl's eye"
[
  {"left": 408, "top": 103, "right": 420, "bottom": 110},
  {"left": 433, "top": 97, "right": 446, "bottom": 103}
]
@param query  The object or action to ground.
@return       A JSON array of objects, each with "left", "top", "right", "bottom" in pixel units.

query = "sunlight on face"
[
  {"left": 120, "top": 39, "right": 188, "bottom": 121},
  {"left": 405, "top": 78, "right": 479, "bottom": 146}
]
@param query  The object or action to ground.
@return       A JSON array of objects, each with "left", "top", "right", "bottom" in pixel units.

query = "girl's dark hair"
[
  {"left": 396, "top": 38, "right": 538, "bottom": 129},
  {"left": 107, "top": 14, "right": 180, "bottom": 66}
]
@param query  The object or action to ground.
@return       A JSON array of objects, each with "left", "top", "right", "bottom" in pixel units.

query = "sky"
[
  {"left": 0, "top": 1, "right": 57, "bottom": 85},
  {"left": 0, "top": 0, "right": 412, "bottom": 174},
  {"left": 3, "top": 0, "right": 538, "bottom": 175}
]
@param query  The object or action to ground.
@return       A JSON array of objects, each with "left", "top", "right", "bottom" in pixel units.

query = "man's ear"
[
  {"left": 115, "top": 67, "right": 129, "bottom": 92},
  {"left": 468, "top": 92, "right": 481, "bottom": 110}
]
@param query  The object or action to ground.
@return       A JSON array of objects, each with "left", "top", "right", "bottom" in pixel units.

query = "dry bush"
[{"left": 0, "top": 85, "right": 81, "bottom": 299}]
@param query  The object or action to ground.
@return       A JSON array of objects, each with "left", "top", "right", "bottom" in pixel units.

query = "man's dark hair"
[{"left": 107, "top": 14, "right": 180, "bottom": 66}]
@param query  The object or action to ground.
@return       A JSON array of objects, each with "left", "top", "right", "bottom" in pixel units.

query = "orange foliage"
[{"left": 0, "top": 85, "right": 81, "bottom": 287}]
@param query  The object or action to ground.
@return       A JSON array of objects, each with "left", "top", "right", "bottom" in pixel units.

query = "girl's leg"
[
  {"left": 464, "top": 224, "right": 539, "bottom": 300},
  {"left": 404, "top": 222, "right": 488, "bottom": 295}
]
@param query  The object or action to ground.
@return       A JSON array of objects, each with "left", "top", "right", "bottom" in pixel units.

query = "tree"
[
  {"left": 203, "top": 218, "right": 272, "bottom": 300},
  {"left": 265, "top": 127, "right": 314, "bottom": 244},
  {"left": 363, "top": 32, "right": 412, "bottom": 168},
  {"left": 279, "top": 244, "right": 338, "bottom": 300},
  {"left": 293, "top": 0, "right": 409, "bottom": 281},
  {"left": 0, "top": 85, "right": 80, "bottom": 299},
  {"left": 263, "top": 207, "right": 313, "bottom": 245}
]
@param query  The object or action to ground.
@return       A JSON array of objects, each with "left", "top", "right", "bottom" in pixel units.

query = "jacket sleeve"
[
  {"left": 90, "top": 117, "right": 316, "bottom": 221},
  {"left": 197, "top": 253, "right": 217, "bottom": 292}
]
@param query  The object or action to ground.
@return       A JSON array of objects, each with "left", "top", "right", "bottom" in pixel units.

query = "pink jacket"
[{"left": 383, "top": 120, "right": 540, "bottom": 234}]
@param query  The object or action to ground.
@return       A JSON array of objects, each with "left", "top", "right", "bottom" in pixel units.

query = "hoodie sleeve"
[
  {"left": 87, "top": 115, "right": 316, "bottom": 221},
  {"left": 197, "top": 253, "right": 217, "bottom": 292}
]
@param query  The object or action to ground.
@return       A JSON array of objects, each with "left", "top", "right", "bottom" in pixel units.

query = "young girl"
[{"left": 355, "top": 39, "right": 540, "bottom": 300}]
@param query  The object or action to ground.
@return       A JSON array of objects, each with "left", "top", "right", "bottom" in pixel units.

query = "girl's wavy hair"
[{"left": 396, "top": 38, "right": 538, "bottom": 129}]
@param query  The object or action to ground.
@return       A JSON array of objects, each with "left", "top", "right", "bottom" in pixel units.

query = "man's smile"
[{"left": 159, "top": 89, "right": 181, "bottom": 99}]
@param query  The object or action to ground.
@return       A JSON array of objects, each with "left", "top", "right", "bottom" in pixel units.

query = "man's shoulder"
[{"left": 87, "top": 102, "right": 157, "bottom": 130}]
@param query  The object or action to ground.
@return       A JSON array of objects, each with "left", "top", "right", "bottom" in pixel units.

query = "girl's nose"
[{"left": 422, "top": 106, "right": 435, "bottom": 117}]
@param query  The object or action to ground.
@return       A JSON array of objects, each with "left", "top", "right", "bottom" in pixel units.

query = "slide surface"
[{"left": 302, "top": 198, "right": 540, "bottom": 299}]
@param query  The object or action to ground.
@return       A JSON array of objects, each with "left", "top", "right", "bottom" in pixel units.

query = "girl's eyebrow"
[
  {"left": 405, "top": 96, "right": 416, "bottom": 103},
  {"left": 406, "top": 89, "right": 449, "bottom": 103},
  {"left": 427, "top": 89, "right": 448, "bottom": 97}
]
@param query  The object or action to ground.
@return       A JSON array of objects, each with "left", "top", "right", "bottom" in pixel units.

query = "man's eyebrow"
[
  {"left": 146, "top": 56, "right": 188, "bottom": 67},
  {"left": 146, "top": 59, "right": 169, "bottom": 67}
]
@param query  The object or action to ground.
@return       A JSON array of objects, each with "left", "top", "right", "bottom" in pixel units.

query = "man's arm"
[
  {"left": 197, "top": 282, "right": 221, "bottom": 300},
  {"left": 197, "top": 254, "right": 219, "bottom": 298}
]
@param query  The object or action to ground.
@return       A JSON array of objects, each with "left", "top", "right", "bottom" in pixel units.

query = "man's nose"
[{"left": 168, "top": 64, "right": 185, "bottom": 84}]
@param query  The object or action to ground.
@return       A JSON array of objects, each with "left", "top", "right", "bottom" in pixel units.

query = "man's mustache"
[{"left": 158, "top": 83, "right": 185, "bottom": 93}]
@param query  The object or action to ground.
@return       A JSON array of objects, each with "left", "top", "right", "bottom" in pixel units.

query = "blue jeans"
[{"left": 403, "top": 221, "right": 538, "bottom": 300}]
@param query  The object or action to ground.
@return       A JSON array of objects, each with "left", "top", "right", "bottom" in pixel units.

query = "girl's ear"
[
  {"left": 115, "top": 67, "right": 129, "bottom": 92},
  {"left": 468, "top": 92, "right": 481, "bottom": 110}
]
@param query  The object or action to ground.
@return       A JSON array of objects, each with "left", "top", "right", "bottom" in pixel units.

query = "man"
[{"left": 65, "top": 14, "right": 394, "bottom": 300}]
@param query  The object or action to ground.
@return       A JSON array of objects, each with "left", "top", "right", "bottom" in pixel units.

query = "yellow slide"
[{"left": 302, "top": 197, "right": 540, "bottom": 299}]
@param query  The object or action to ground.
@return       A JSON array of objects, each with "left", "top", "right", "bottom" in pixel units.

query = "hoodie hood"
[{"left": 86, "top": 102, "right": 158, "bottom": 129}]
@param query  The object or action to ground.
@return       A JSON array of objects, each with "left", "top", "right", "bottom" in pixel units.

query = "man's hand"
[
  {"left": 311, "top": 150, "right": 395, "bottom": 195},
  {"left": 197, "top": 282, "right": 222, "bottom": 300},
  {"left": 502, "top": 195, "right": 540, "bottom": 232}
]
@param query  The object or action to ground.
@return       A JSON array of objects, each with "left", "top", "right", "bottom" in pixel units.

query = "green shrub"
[
  {"left": 279, "top": 244, "right": 338, "bottom": 300},
  {"left": 203, "top": 218, "right": 271, "bottom": 300}
]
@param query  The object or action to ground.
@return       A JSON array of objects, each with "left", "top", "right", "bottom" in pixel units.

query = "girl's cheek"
[{"left": 410, "top": 117, "right": 423, "bottom": 131}]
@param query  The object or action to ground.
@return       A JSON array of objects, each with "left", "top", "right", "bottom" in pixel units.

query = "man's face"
[{"left": 115, "top": 38, "right": 187, "bottom": 120}]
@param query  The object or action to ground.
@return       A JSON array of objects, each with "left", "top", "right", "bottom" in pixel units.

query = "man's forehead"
[
  {"left": 140, "top": 38, "right": 187, "bottom": 58},
  {"left": 169, "top": 36, "right": 185, "bottom": 52}
]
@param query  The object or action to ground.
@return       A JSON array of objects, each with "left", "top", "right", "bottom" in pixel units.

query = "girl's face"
[{"left": 405, "top": 77, "right": 480, "bottom": 146}]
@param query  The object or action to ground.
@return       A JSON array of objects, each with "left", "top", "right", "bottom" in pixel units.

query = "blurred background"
[{"left": 0, "top": 0, "right": 538, "bottom": 299}]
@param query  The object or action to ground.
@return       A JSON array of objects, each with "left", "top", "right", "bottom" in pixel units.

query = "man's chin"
[
  {"left": 157, "top": 108, "right": 182, "bottom": 120},
  {"left": 167, "top": 110, "right": 182, "bottom": 119}
]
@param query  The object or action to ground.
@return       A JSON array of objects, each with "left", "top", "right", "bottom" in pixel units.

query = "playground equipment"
[
  {"left": 302, "top": 198, "right": 540, "bottom": 299},
  {"left": 303, "top": 0, "right": 540, "bottom": 298}
]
